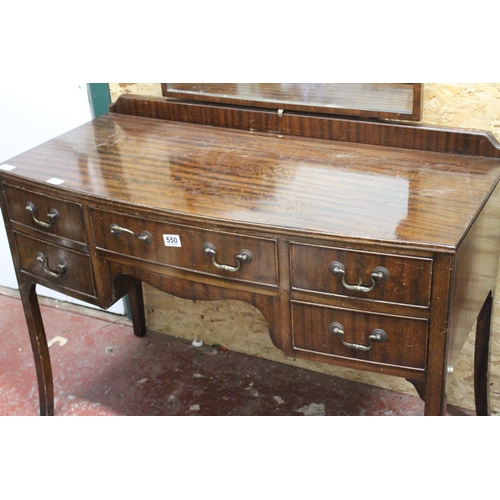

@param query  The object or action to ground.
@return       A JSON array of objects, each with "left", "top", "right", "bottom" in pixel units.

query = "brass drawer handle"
[
  {"left": 329, "top": 261, "right": 390, "bottom": 292},
  {"left": 36, "top": 252, "right": 68, "bottom": 279},
  {"left": 26, "top": 202, "right": 60, "bottom": 229},
  {"left": 329, "top": 322, "right": 388, "bottom": 352},
  {"left": 110, "top": 223, "right": 153, "bottom": 244},
  {"left": 202, "top": 242, "right": 253, "bottom": 272}
]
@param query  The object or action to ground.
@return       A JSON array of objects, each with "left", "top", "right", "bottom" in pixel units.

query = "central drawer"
[
  {"left": 292, "top": 301, "right": 428, "bottom": 370},
  {"left": 91, "top": 209, "right": 278, "bottom": 286}
]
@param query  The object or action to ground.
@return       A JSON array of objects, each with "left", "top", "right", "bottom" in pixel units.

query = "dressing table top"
[{"left": 3, "top": 112, "right": 500, "bottom": 251}]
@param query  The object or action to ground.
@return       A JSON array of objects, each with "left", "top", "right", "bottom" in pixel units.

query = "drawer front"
[
  {"left": 291, "top": 243, "right": 432, "bottom": 307},
  {"left": 5, "top": 184, "right": 86, "bottom": 244},
  {"left": 292, "top": 301, "right": 428, "bottom": 369},
  {"left": 91, "top": 209, "right": 278, "bottom": 286},
  {"left": 14, "top": 233, "right": 95, "bottom": 297}
]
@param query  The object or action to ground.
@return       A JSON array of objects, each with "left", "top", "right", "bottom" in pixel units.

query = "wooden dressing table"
[{"left": 1, "top": 83, "right": 500, "bottom": 416}]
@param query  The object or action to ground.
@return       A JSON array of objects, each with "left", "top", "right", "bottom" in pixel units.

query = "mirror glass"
[{"left": 163, "top": 83, "right": 422, "bottom": 120}]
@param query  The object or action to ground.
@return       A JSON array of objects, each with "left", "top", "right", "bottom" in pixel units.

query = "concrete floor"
[{"left": 0, "top": 289, "right": 473, "bottom": 416}]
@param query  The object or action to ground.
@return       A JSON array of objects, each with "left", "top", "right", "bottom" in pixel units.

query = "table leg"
[
  {"left": 18, "top": 280, "right": 54, "bottom": 416},
  {"left": 409, "top": 290, "right": 493, "bottom": 416},
  {"left": 474, "top": 291, "right": 493, "bottom": 416},
  {"left": 127, "top": 282, "right": 147, "bottom": 337}
]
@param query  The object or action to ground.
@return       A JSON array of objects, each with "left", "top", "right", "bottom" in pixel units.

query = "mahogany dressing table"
[{"left": 1, "top": 83, "right": 500, "bottom": 416}]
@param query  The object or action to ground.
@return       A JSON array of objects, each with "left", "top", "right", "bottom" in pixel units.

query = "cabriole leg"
[
  {"left": 18, "top": 280, "right": 54, "bottom": 416},
  {"left": 474, "top": 291, "right": 493, "bottom": 416}
]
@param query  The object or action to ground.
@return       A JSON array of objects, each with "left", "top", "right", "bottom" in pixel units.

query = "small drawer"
[
  {"left": 14, "top": 232, "right": 95, "bottom": 297},
  {"left": 292, "top": 301, "right": 428, "bottom": 370},
  {"left": 291, "top": 243, "right": 432, "bottom": 307},
  {"left": 91, "top": 209, "right": 278, "bottom": 286},
  {"left": 4, "top": 184, "right": 86, "bottom": 244}
]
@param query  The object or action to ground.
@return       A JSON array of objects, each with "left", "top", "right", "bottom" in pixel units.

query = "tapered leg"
[
  {"left": 474, "top": 291, "right": 493, "bottom": 416},
  {"left": 127, "top": 282, "right": 147, "bottom": 337},
  {"left": 18, "top": 280, "right": 54, "bottom": 416}
]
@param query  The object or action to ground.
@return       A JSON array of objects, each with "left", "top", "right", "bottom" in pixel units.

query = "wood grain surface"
[
  {"left": 3, "top": 113, "right": 500, "bottom": 250},
  {"left": 107, "top": 84, "right": 500, "bottom": 414},
  {"left": 3, "top": 88, "right": 500, "bottom": 414}
]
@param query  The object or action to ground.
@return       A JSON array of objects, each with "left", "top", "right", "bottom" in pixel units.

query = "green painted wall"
[{"left": 88, "top": 84, "right": 111, "bottom": 118}]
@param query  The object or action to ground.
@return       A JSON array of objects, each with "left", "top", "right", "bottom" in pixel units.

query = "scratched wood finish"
[
  {"left": 2, "top": 94, "right": 500, "bottom": 415},
  {"left": 91, "top": 207, "right": 279, "bottom": 287},
  {"left": 446, "top": 182, "right": 500, "bottom": 369},
  {"left": 4, "top": 183, "right": 86, "bottom": 245},
  {"left": 290, "top": 243, "right": 433, "bottom": 307},
  {"left": 14, "top": 232, "right": 96, "bottom": 298},
  {"left": 291, "top": 301, "right": 428, "bottom": 370},
  {"left": 4, "top": 113, "right": 500, "bottom": 250}
]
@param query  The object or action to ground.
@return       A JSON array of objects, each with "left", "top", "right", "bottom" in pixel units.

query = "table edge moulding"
[{"left": 1, "top": 83, "right": 500, "bottom": 416}]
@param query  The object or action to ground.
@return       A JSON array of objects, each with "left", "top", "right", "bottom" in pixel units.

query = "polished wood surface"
[
  {"left": 111, "top": 94, "right": 500, "bottom": 158},
  {"left": 14, "top": 232, "right": 95, "bottom": 297},
  {"left": 91, "top": 208, "right": 279, "bottom": 287},
  {"left": 5, "top": 184, "right": 87, "bottom": 250},
  {"left": 290, "top": 243, "right": 433, "bottom": 307},
  {"left": 2, "top": 93, "right": 500, "bottom": 415},
  {"left": 3, "top": 113, "right": 500, "bottom": 248},
  {"left": 291, "top": 301, "right": 429, "bottom": 370}
]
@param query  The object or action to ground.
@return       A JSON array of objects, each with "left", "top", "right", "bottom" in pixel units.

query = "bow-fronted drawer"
[
  {"left": 4, "top": 184, "right": 86, "bottom": 245},
  {"left": 291, "top": 243, "right": 432, "bottom": 307}
]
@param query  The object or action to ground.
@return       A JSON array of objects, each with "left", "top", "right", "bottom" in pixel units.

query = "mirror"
[{"left": 162, "top": 83, "right": 422, "bottom": 121}]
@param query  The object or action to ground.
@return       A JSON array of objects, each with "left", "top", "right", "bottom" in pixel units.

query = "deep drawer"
[
  {"left": 14, "top": 232, "right": 95, "bottom": 297},
  {"left": 290, "top": 243, "right": 432, "bottom": 307},
  {"left": 292, "top": 301, "right": 428, "bottom": 370},
  {"left": 91, "top": 209, "right": 278, "bottom": 286},
  {"left": 4, "top": 184, "right": 86, "bottom": 244}
]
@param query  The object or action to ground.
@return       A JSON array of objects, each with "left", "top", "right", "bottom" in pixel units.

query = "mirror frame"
[{"left": 161, "top": 83, "right": 423, "bottom": 121}]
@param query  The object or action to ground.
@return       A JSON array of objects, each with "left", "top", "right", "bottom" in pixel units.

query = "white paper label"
[
  {"left": 0, "top": 164, "right": 16, "bottom": 171},
  {"left": 46, "top": 177, "right": 65, "bottom": 185},
  {"left": 163, "top": 234, "right": 181, "bottom": 247}
]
